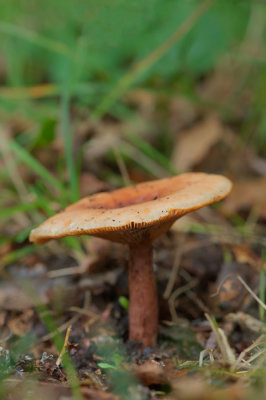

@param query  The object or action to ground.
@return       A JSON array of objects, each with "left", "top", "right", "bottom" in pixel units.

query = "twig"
[
  {"left": 40, "top": 314, "right": 80, "bottom": 342},
  {"left": 112, "top": 145, "right": 131, "bottom": 187},
  {"left": 169, "top": 278, "right": 198, "bottom": 322},
  {"left": 186, "top": 290, "right": 210, "bottom": 314},
  {"left": 199, "top": 348, "right": 214, "bottom": 367},
  {"left": 205, "top": 313, "right": 236, "bottom": 366},
  {"left": 48, "top": 262, "right": 92, "bottom": 278},
  {"left": 210, "top": 273, "right": 236, "bottom": 298},
  {"left": 247, "top": 348, "right": 266, "bottom": 365},
  {"left": 237, "top": 275, "right": 266, "bottom": 311},
  {"left": 56, "top": 325, "right": 72, "bottom": 367},
  {"left": 68, "top": 306, "right": 99, "bottom": 319},
  {"left": 69, "top": 306, "right": 100, "bottom": 333},
  {"left": 164, "top": 234, "right": 186, "bottom": 299},
  {"left": 232, "top": 334, "right": 265, "bottom": 371}
]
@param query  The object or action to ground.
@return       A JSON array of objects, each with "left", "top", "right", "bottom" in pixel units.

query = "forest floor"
[{"left": 1, "top": 69, "right": 266, "bottom": 400}]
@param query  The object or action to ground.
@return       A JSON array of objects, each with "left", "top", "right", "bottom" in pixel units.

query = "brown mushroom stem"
[{"left": 128, "top": 243, "right": 158, "bottom": 347}]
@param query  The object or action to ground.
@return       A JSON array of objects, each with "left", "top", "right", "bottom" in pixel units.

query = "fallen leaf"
[
  {"left": 165, "top": 377, "right": 247, "bottom": 400},
  {"left": 169, "top": 96, "right": 197, "bottom": 133},
  {"left": 171, "top": 115, "right": 223, "bottom": 172},
  {"left": 7, "top": 309, "right": 34, "bottom": 336},
  {"left": 221, "top": 177, "right": 266, "bottom": 219},
  {"left": 84, "top": 129, "right": 121, "bottom": 163},
  {"left": 125, "top": 89, "right": 156, "bottom": 116},
  {"left": 198, "top": 59, "right": 252, "bottom": 118},
  {"left": 213, "top": 262, "right": 258, "bottom": 313},
  {"left": 232, "top": 245, "right": 262, "bottom": 272},
  {"left": 80, "top": 173, "right": 110, "bottom": 197},
  {"left": 135, "top": 360, "right": 169, "bottom": 386},
  {"left": 4, "top": 379, "right": 119, "bottom": 400},
  {"left": 0, "top": 284, "right": 35, "bottom": 311}
]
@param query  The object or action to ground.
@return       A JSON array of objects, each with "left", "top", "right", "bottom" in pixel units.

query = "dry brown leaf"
[
  {"left": 198, "top": 58, "right": 252, "bottom": 118},
  {"left": 169, "top": 96, "right": 197, "bottom": 133},
  {"left": 165, "top": 377, "right": 247, "bottom": 400},
  {"left": 171, "top": 115, "right": 223, "bottom": 172},
  {"left": 7, "top": 309, "right": 34, "bottom": 336},
  {"left": 134, "top": 360, "right": 169, "bottom": 386},
  {"left": 5, "top": 379, "right": 119, "bottom": 400},
  {"left": 125, "top": 89, "right": 157, "bottom": 116},
  {"left": 232, "top": 245, "right": 262, "bottom": 272},
  {"left": 80, "top": 172, "right": 110, "bottom": 197},
  {"left": 213, "top": 261, "right": 258, "bottom": 313},
  {"left": 84, "top": 129, "right": 121, "bottom": 163},
  {"left": 0, "top": 284, "right": 34, "bottom": 311},
  {"left": 221, "top": 177, "right": 266, "bottom": 219},
  {"left": 0, "top": 242, "right": 13, "bottom": 258},
  {"left": 246, "top": 152, "right": 266, "bottom": 176}
]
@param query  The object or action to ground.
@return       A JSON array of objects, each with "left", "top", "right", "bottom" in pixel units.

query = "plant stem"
[{"left": 61, "top": 71, "right": 79, "bottom": 202}]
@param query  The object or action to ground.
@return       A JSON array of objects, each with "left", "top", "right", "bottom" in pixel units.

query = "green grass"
[
  {"left": 60, "top": 77, "right": 80, "bottom": 202},
  {"left": 8, "top": 139, "right": 67, "bottom": 201},
  {"left": 123, "top": 131, "right": 177, "bottom": 175},
  {"left": 0, "top": 20, "right": 71, "bottom": 56},
  {"left": 0, "top": 244, "right": 37, "bottom": 268}
]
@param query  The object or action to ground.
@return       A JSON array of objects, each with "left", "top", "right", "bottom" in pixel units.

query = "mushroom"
[{"left": 29, "top": 173, "right": 232, "bottom": 347}]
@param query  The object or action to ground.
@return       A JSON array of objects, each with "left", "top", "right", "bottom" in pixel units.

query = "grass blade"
[
  {"left": 124, "top": 131, "right": 177, "bottom": 175},
  {"left": 0, "top": 245, "right": 37, "bottom": 268},
  {"left": 119, "top": 141, "right": 171, "bottom": 178},
  {"left": 0, "top": 202, "right": 40, "bottom": 219},
  {"left": 0, "top": 21, "right": 70, "bottom": 56},
  {"left": 61, "top": 83, "right": 79, "bottom": 202},
  {"left": 8, "top": 139, "right": 67, "bottom": 200}
]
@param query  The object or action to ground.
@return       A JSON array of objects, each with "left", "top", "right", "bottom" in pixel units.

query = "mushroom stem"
[{"left": 128, "top": 243, "right": 158, "bottom": 347}]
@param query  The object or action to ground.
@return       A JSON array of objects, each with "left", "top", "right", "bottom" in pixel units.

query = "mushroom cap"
[{"left": 30, "top": 173, "right": 232, "bottom": 245}]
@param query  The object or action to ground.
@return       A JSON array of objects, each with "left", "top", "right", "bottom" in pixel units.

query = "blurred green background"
[
  {"left": 0, "top": 0, "right": 265, "bottom": 257},
  {"left": 0, "top": 0, "right": 255, "bottom": 115}
]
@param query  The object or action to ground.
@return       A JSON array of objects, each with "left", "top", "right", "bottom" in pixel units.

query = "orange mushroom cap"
[{"left": 29, "top": 173, "right": 232, "bottom": 245}]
